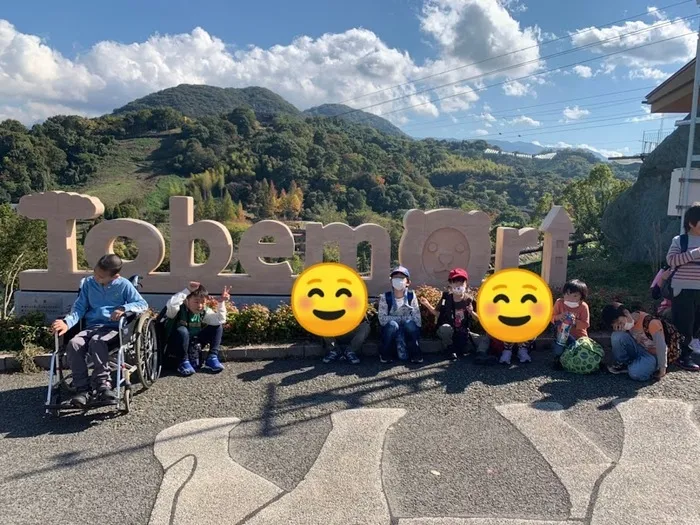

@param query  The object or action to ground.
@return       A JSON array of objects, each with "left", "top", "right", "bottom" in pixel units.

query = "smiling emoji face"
[
  {"left": 291, "top": 262, "right": 369, "bottom": 338},
  {"left": 476, "top": 268, "right": 553, "bottom": 343}
]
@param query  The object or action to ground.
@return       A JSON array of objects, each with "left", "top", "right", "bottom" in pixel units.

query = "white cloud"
[
  {"left": 595, "top": 63, "right": 617, "bottom": 77},
  {"left": 420, "top": 0, "right": 542, "bottom": 77},
  {"left": 647, "top": 6, "right": 665, "bottom": 21},
  {"left": 570, "top": 13, "right": 695, "bottom": 69},
  {"left": 0, "top": 101, "right": 100, "bottom": 124},
  {"left": 627, "top": 113, "right": 663, "bottom": 123},
  {"left": 575, "top": 143, "right": 631, "bottom": 158},
  {"left": 573, "top": 65, "right": 592, "bottom": 78},
  {"left": 507, "top": 115, "right": 540, "bottom": 126},
  {"left": 500, "top": 0, "right": 528, "bottom": 14},
  {"left": 480, "top": 111, "right": 497, "bottom": 127},
  {"left": 544, "top": 141, "right": 631, "bottom": 158},
  {"left": 502, "top": 79, "right": 531, "bottom": 97},
  {"left": 474, "top": 128, "right": 489, "bottom": 135},
  {"left": 628, "top": 67, "right": 669, "bottom": 80},
  {"left": 481, "top": 112, "right": 497, "bottom": 122},
  {"left": 0, "top": 0, "right": 547, "bottom": 124},
  {"left": 562, "top": 105, "right": 590, "bottom": 121}
]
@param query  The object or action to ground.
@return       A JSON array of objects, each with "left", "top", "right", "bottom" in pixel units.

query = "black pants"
[
  {"left": 168, "top": 324, "right": 223, "bottom": 361},
  {"left": 671, "top": 289, "right": 700, "bottom": 359}
]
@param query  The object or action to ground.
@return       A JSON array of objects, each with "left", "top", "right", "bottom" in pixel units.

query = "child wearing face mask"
[
  {"left": 378, "top": 266, "right": 422, "bottom": 364},
  {"left": 601, "top": 302, "right": 671, "bottom": 381},
  {"left": 551, "top": 279, "right": 590, "bottom": 366},
  {"left": 420, "top": 267, "right": 492, "bottom": 363}
]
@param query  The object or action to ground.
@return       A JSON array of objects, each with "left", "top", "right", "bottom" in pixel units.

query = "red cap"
[{"left": 448, "top": 268, "right": 469, "bottom": 281}]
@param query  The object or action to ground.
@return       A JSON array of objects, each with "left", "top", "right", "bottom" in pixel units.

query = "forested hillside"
[{"left": 0, "top": 84, "right": 635, "bottom": 273}]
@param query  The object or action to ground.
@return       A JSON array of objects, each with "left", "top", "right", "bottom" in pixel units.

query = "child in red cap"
[{"left": 420, "top": 267, "right": 493, "bottom": 363}]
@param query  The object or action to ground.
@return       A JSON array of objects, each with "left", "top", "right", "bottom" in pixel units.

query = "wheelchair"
[{"left": 45, "top": 275, "right": 161, "bottom": 417}]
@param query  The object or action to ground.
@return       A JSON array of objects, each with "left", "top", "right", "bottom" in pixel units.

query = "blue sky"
[{"left": 1, "top": 0, "right": 699, "bottom": 157}]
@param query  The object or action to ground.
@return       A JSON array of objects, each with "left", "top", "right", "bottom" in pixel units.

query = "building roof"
[{"left": 644, "top": 58, "right": 696, "bottom": 114}]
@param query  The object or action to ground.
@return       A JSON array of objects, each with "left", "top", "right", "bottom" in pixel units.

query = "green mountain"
[
  {"left": 113, "top": 84, "right": 300, "bottom": 119},
  {"left": 303, "top": 103, "right": 407, "bottom": 137}
]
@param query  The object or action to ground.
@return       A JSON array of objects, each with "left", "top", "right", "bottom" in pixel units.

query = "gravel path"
[{"left": 1, "top": 352, "right": 699, "bottom": 524}]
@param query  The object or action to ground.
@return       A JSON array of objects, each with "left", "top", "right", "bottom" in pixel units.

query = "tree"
[
  {"left": 226, "top": 107, "right": 258, "bottom": 138},
  {"left": 0, "top": 205, "right": 47, "bottom": 318},
  {"left": 257, "top": 179, "right": 277, "bottom": 219},
  {"left": 562, "top": 164, "right": 630, "bottom": 241},
  {"left": 235, "top": 200, "right": 245, "bottom": 221},
  {"left": 531, "top": 192, "right": 554, "bottom": 225},
  {"left": 219, "top": 191, "right": 236, "bottom": 222}
]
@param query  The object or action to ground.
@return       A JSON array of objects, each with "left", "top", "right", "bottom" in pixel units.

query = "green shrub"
[
  {"left": 230, "top": 304, "right": 270, "bottom": 344},
  {"left": 415, "top": 284, "right": 444, "bottom": 335},
  {"left": 269, "top": 303, "right": 304, "bottom": 340},
  {"left": 0, "top": 313, "right": 53, "bottom": 352}
]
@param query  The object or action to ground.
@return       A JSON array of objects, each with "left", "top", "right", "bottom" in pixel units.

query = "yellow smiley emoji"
[
  {"left": 291, "top": 262, "right": 369, "bottom": 338},
  {"left": 476, "top": 268, "right": 553, "bottom": 343}
]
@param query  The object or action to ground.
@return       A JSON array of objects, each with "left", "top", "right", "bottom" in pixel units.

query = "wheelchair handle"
[{"left": 128, "top": 275, "right": 143, "bottom": 289}]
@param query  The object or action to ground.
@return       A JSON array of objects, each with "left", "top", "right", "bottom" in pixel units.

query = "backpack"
[
  {"left": 641, "top": 314, "right": 682, "bottom": 365},
  {"left": 661, "top": 234, "right": 688, "bottom": 300},
  {"left": 560, "top": 337, "right": 604, "bottom": 374},
  {"left": 384, "top": 290, "right": 415, "bottom": 313}
]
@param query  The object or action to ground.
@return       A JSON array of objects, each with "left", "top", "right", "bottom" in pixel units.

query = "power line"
[
  {"left": 404, "top": 95, "right": 649, "bottom": 133},
  {"left": 380, "top": 30, "right": 697, "bottom": 118},
  {"left": 462, "top": 114, "right": 665, "bottom": 141},
  {"left": 469, "top": 110, "right": 664, "bottom": 137},
  {"left": 399, "top": 85, "right": 656, "bottom": 130},
  {"left": 337, "top": 0, "right": 694, "bottom": 104},
  {"left": 340, "top": 14, "right": 698, "bottom": 118}
]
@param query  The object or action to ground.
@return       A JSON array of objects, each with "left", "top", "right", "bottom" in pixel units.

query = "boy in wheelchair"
[
  {"left": 50, "top": 254, "right": 148, "bottom": 407},
  {"left": 163, "top": 282, "right": 230, "bottom": 375}
]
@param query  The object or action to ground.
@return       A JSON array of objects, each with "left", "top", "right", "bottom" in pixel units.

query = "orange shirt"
[
  {"left": 630, "top": 312, "right": 663, "bottom": 355},
  {"left": 551, "top": 298, "right": 590, "bottom": 339}
]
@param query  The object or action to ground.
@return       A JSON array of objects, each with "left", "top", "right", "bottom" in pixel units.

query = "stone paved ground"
[{"left": 1, "top": 353, "right": 700, "bottom": 524}]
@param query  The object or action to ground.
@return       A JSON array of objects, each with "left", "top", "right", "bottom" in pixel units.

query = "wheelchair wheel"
[{"left": 135, "top": 315, "right": 160, "bottom": 390}]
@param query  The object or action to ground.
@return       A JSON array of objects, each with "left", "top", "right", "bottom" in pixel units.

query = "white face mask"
[
  {"left": 392, "top": 278, "right": 407, "bottom": 291},
  {"left": 452, "top": 285, "right": 466, "bottom": 294},
  {"left": 564, "top": 300, "right": 580, "bottom": 308},
  {"left": 624, "top": 320, "right": 634, "bottom": 331}
]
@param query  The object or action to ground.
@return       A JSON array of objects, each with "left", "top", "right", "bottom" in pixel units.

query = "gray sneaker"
[
  {"left": 345, "top": 350, "right": 361, "bottom": 365},
  {"left": 70, "top": 389, "right": 90, "bottom": 408},
  {"left": 607, "top": 362, "right": 628, "bottom": 375},
  {"left": 96, "top": 382, "right": 117, "bottom": 403},
  {"left": 323, "top": 350, "right": 341, "bottom": 363}
]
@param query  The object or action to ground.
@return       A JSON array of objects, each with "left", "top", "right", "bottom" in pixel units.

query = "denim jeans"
[
  {"left": 610, "top": 331, "right": 658, "bottom": 381},
  {"left": 169, "top": 324, "right": 223, "bottom": 362},
  {"left": 380, "top": 320, "right": 421, "bottom": 361}
]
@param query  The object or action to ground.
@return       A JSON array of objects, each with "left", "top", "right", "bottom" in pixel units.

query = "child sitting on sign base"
[
  {"left": 420, "top": 267, "right": 492, "bottom": 363},
  {"left": 164, "top": 282, "right": 229, "bottom": 376},
  {"left": 378, "top": 266, "right": 422, "bottom": 364},
  {"left": 551, "top": 279, "right": 590, "bottom": 368}
]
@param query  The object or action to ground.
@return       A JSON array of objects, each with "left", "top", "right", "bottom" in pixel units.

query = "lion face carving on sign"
[{"left": 398, "top": 209, "right": 491, "bottom": 288}]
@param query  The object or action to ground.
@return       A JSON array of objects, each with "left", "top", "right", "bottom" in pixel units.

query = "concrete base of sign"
[
  {"left": 13, "top": 291, "right": 295, "bottom": 320},
  {"left": 0, "top": 334, "right": 613, "bottom": 373}
]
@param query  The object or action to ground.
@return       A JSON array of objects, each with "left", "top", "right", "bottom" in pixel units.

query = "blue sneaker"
[
  {"left": 178, "top": 360, "right": 196, "bottom": 377},
  {"left": 204, "top": 354, "right": 224, "bottom": 373}
]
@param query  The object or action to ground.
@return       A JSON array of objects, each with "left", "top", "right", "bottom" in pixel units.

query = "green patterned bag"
[{"left": 560, "top": 337, "right": 604, "bottom": 374}]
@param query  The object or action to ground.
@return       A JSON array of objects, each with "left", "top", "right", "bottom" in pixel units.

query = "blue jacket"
[{"left": 63, "top": 276, "right": 148, "bottom": 330}]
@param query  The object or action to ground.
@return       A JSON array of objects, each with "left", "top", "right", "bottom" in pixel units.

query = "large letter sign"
[{"left": 16, "top": 191, "right": 574, "bottom": 296}]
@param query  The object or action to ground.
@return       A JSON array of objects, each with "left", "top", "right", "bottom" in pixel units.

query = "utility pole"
[{"left": 679, "top": 0, "right": 700, "bottom": 234}]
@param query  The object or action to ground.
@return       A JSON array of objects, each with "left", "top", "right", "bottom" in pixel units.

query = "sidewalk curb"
[{"left": 0, "top": 334, "right": 612, "bottom": 373}]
